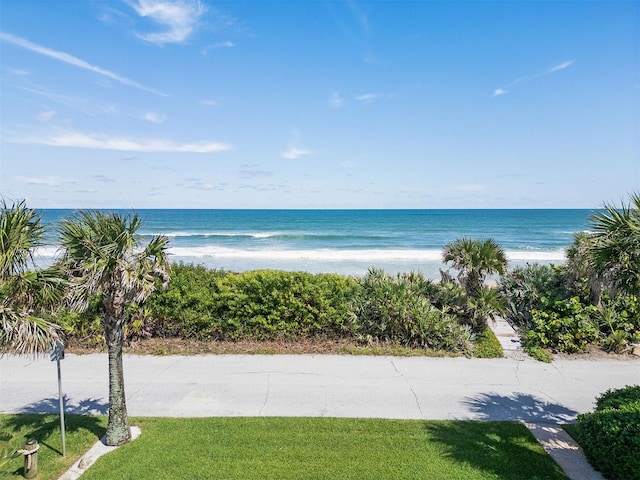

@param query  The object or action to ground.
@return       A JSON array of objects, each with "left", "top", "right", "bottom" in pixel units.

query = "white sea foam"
[
  {"left": 33, "top": 246, "right": 60, "bottom": 258},
  {"left": 168, "top": 246, "right": 566, "bottom": 263},
  {"left": 157, "top": 231, "right": 282, "bottom": 239},
  {"left": 505, "top": 249, "right": 566, "bottom": 261}
]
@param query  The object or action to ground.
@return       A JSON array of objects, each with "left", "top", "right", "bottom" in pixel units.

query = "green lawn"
[
  {"left": 0, "top": 415, "right": 568, "bottom": 480},
  {"left": 0, "top": 414, "right": 107, "bottom": 479}
]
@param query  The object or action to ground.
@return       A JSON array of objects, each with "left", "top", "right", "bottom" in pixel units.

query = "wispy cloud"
[
  {"left": 281, "top": 146, "right": 311, "bottom": 160},
  {"left": 455, "top": 184, "right": 485, "bottom": 192},
  {"left": 355, "top": 92, "right": 393, "bottom": 104},
  {"left": 546, "top": 60, "right": 574, "bottom": 74},
  {"left": 238, "top": 169, "right": 273, "bottom": 179},
  {"left": 9, "top": 68, "right": 30, "bottom": 75},
  {"left": 202, "top": 41, "right": 234, "bottom": 55},
  {"left": 37, "top": 110, "right": 56, "bottom": 122},
  {"left": 493, "top": 60, "right": 574, "bottom": 97},
  {"left": 355, "top": 93, "right": 379, "bottom": 103},
  {"left": 126, "top": 0, "right": 206, "bottom": 44},
  {"left": 201, "top": 98, "right": 221, "bottom": 107},
  {"left": 10, "top": 130, "right": 231, "bottom": 153},
  {"left": 0, "top": 32, "right": 166, "bottom": 96},
  {"left": 143, "top": 112, "right": 167, "bottom": 123},
  {"left": 329, "top": 91, "right": 344, "bottom": 108},
  {"left": 91, "top": 174, "right": 116, "bottom": 182},
  {"left": 15, "top": 175, "right": 74, "bottom": 186}
]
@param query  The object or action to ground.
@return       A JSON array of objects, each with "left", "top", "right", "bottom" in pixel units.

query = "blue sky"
[{"left": 1, "top": 0, "right": 638, "bottom": 209}]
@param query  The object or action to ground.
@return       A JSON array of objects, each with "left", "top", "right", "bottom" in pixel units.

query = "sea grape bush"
[
  {"left": 145, "top": 264, "right": 359, "bottom": 341},
  {"left": 146, "top": 263, "right": 230, "bottom": 339},
  {"left": 524, "top": 296, "right": 599, "bottom": 354},
  {"left": 500, "top": 262, "right": 640, "bottom": 358},
  {"left": 212, "top": 269, "right": 357, "bottom": 340},
  {"left": 576, "top": 385, "right": 640, "bottom": 480}
]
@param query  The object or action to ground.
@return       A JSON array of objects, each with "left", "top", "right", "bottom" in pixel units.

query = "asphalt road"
[{"left": 2, "top": 353, "right": 639, "bottom": 421}]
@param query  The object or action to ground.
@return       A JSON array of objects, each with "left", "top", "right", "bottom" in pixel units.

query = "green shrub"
[
  {"left": 576, "top": 385, "right": 640, "bottom": 480},
  {"left": 524, "top": 296, "right": 599, "bottom": 353},
  {"left": 596, "top": 296, "right": 640, "bottom": 353},
  {"left": 349, "top": 269, "right": 471, "bottom": 352},
  {"left": 145, "top": 262, "right": 227, "bottom": 339},
  {"left": 473, "top": 329, "right": 503, "bottom": 358},
  {"left": 524, "top": 345, "right": 553, "bottom": 363},
  {"left": 498, "top": 264, "right": 567, "bottom": 330},
  {"left": 146, "top": 264, "right": 358, "bottom": 341},
  {"left": 51, "top": 294, "right": 104, "bottom": 346},
  {"left": 213, "top": 270, "right": 358, "bottom": 340}
]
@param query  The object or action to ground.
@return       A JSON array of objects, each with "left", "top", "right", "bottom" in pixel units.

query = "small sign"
[{"left": 50, "top": 341, "right": 65, "bottom": 362}]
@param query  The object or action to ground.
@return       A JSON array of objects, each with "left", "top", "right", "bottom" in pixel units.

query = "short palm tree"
[
  {"left": 59, "top": 211, "right": 170, "bottom": 446},
  {"left": 0, "top": 200, "right": 63, "bottom": 356},
  {"left": 588, "top": 193, "right": 640, "bottom": 297},
  {"left": 442, "top": 238, "right": 508, "bottom": 297}
]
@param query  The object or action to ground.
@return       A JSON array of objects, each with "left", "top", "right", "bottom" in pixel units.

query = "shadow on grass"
[
  {"left": 424, "top": 421, "right": 569, "bottom": 480},
  {"left": 423, "top": 393, "right": 577, "bottom": 480},
  {"left": 3, "top": 396, "right": 108, "bottom": 455},
  {"left": 462, "top": 392, "right": 578, "bottom": 423}
]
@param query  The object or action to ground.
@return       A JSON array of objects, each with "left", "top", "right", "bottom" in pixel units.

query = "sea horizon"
[{"left": 35, "top": 208, "right": 595, "bottom": 278}]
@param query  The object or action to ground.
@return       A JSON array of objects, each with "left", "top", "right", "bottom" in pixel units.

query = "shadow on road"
[
  {"left": 462, "top": 391, "right": 578, "bottom": 423},
  {"left": 19, "top": 395, "right": 108, "bottom": 415}
]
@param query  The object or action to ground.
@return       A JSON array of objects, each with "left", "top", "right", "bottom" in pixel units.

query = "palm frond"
[{"left": 0, "top": 307, "right": 61, "bottom": 357}]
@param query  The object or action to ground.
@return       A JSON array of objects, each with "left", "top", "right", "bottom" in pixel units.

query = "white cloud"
[
  {"left": 202, "top": 41, "right": 234, "bottom": 55},
  {"left": 201, "top": 98, "right": 221, "bottom": 107},
  {"left": 239, "top": 169, "right": 273, "bottom": 179},
  {"left": 144, "top": 112, "right": 167, "bottom": 123},
  {"left": 126, "top": 0, "right": 206, "bottom": 44},
  {"left": 16, "top": 176, "right": 71, "bottom": 186},
  {"left": 354, "top": 92, "right": 393, "bottom": 104},
  {"left": 355, "top": 93, "right": 380, "bottom": 103},
  {"left": 9, "top": 68, "right": 30, "bottom": 75},
  {"left": 281, "top": 147, "right": 311, "bottom": 160},
  {"left": 11, "top": 130, "right": 231, "bottom": 153},
  {"left": 455, "top": 184, "right": 485, "bottom": 192},
  {"left": 546, "top": 60, "right": 574, "bottom": 74},
  {"left": 0, "top": 32, "right": 166, "bottom": 96},
  {"left": 91, "top": 174, "right": 116, "bottom": 182},
  {"left": 329, "top": 91, "right": 344, "bottom": 108},
  {"left": 37, "top": 110, "right": 56, "bottom": 122},
  {"left": 493, "top": 60, "right": 574, "bottom": 97}
]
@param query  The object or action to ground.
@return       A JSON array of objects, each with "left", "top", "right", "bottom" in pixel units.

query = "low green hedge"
[
  {"left": 146, "top": 264, "right": 359, "bottom": 341},
  {"left": 575, "top": 385, "right": 640, "bottom": 480}
]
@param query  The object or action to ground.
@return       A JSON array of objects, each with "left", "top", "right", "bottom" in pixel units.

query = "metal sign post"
[{"left": 50, "top": 341, "right": 66, "bottom": 457}]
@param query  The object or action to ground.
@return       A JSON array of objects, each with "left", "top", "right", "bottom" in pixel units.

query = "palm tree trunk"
[{"left": 104, "top": 316, "right": 131, "bottom": 446}]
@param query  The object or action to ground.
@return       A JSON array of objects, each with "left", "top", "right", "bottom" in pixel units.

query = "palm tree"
[
  {"left": 58, "top": 211, "right": 170, "bottom": 446},
  {"left": 588, "top": 193, "right": 640, "bottom": 297},
  {"left": 442, "top": 238, "right": 508, "bottom": 297},
  {"left": 0, "top": 200, "right": 63, "bottom": 356},
  {"left": 565, "top": 231, "right": 603, "bottom": 305}
]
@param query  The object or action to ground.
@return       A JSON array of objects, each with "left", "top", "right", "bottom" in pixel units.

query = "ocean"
[{"left": 36, "top": 209, "right": 594, "bottom": 278}]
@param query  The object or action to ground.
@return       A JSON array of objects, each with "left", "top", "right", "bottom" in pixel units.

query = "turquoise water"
[{"left": 37, "top": 209, "right": 594, "bottom": 277}]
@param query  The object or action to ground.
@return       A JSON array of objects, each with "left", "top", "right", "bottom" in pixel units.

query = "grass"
[
  {"left": 473, "top": 329, "right": 504, "bottom": 358},
  {"left": 0, "top": 416, "right": 569, "bottom": 480},
  {"left": 0, "top": 414, "right": 107, "bottom": 479}
]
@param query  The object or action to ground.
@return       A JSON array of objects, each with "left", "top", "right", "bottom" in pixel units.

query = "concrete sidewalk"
[{"left": 2, "top": 353, "right": 638, "bottom": 480}]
